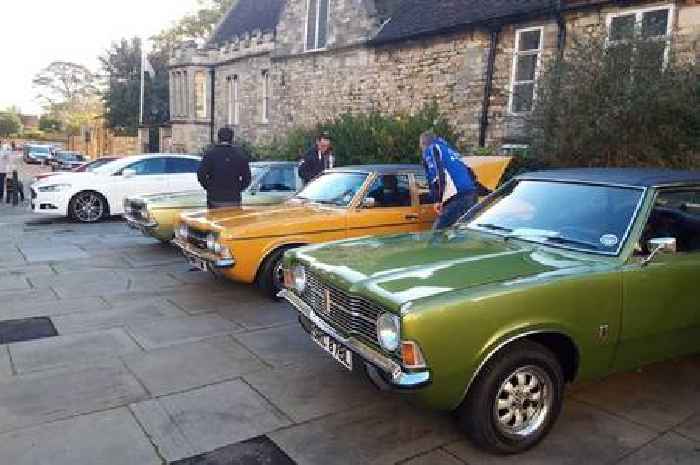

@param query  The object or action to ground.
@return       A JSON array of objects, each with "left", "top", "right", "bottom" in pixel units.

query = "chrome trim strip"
[
  {"left": 280, "top": 289, "right": 430, "bottom": 389},
  {"left": 173, "top": 238, "right": 235, "bottom": 269}
]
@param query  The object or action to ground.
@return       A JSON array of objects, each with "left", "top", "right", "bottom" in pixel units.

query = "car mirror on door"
[
  {"left": 642, "top": 237, "right": 677, "bottom": 266},
  {"left": 122, "top": 169, "right": 136, "bottom": 178}
]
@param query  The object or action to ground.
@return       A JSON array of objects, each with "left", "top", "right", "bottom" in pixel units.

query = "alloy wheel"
[
  {"left": 493, "top": 365, "right": 553, "bottom": 439},
  {"left": 73, "top": 192, "right": 104, "bottom": 223}
]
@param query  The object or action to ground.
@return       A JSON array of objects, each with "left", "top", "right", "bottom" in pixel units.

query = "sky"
[{"left": 0, "top": 0, "right": 202, "bottom": 115}]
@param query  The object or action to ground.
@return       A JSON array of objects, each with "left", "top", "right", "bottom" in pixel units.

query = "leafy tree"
[
  {"left": 100, "top": 38, "right": 142, "bottom": 135},
  {"left": 151, "top": 0, "right": 234, "bottom": 51},
  {"left": 0, "top": 112, "right": 22, "bottom": 137},
  {"left": 39, "top": 115, "right": 63, "bottom": 132},
  {"left": 526, "top": 35, "right": 700, "bottom": 169},
  {"left": 32, "top": 61, "right": 102, "bottom": 135}
]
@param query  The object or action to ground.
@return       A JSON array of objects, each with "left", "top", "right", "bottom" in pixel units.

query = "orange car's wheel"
[{"left": 257, "top": 246, "right": 295, "bottom": 300}]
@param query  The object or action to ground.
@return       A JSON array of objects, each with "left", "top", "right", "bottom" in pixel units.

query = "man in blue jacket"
[{"left": 420, "top": 131, "right": 477, "bottom": 230}]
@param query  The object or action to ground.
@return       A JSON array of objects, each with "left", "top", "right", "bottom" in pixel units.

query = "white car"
[{"left": 30, "top": 153, "right": 201, "bottom": 223}]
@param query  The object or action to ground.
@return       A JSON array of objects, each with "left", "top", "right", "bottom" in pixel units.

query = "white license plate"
[
  {"left": 188, "top": 256, "right": 208, "bottom": 272},
  {"left": 311, "top": 330, "right": 353, "bottom": 371}
]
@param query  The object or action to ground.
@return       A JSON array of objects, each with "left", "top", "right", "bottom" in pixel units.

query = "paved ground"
[{"left": 0, "top": 156, "right": 699, "bottom": 464}]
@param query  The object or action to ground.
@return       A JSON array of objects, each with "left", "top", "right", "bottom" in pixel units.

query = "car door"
[
  {"left": 413, "top": 173, "right": 439, "bottom": 230},
  {"left": 346, "top": 173, "right": 421, "bottom": 238},
  {"left": 616, "top": 187, "right": 700, "bottom": 371},
  {"left": 166, "top": 157, "right": 201, "bottom": 191},
  {"left": 109, "top": 157, "right": 170, "bottom": 212}
]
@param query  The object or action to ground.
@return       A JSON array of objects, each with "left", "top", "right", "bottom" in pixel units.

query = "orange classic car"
[{"left": 173, "top": 158, "right": 511, "bottom": 297}]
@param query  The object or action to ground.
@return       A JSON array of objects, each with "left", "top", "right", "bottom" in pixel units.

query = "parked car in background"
[
  {"left": 124, "top": 161, "right": 301, "bottom": 242},
  {"left": 23, "top": 144, "right": 52, "bottom": 164},
  {"left": 173, "top": 157, "right": 511, "bottom": 297},
  {"left": 33, "top": 157, "right": 118, "bottom": 183},
  {"left": 31, "top": 154, "right": 200, "bottom": 223},
  {"left": 280, "top": 168, "right": 700, "bottom": 454},
  {"left": 49, "top": 151, "right": 87, "bottom": 171}
]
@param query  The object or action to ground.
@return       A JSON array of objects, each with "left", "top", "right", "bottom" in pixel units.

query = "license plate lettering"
[{"left": 311, "top": 329, "right": 352, "bottom": 371}]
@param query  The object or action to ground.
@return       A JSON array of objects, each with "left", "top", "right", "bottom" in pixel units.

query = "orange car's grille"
[{"left": 301, "top": 272, "right": 384, "bottom": 351}]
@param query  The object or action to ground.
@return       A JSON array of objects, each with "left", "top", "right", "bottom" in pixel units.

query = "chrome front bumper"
[
  {"left": 124, "top": 214, "right": 158, "bottom": 230},
  {"left": 172, "top": 238, "right": 235, "bottom": 269},
  {"left": 279, "top": 289, "right": 430, "bottom": 389}
]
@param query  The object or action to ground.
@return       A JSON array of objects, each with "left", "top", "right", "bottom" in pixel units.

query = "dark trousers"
[
  {"left": 0, "top": 173, "right": 5, "bottom": 201},
  {"left": 433, "top": 191, "right": 477, "bottom": 230}
]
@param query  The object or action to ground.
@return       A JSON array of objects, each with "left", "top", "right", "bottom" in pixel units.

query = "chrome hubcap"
[
  {"left": 74, "top": 193, "right": 103, "bottom": 222},
  {"left": 273, "top": 260, "right": 285, "bottom": 291},
  {"left": 493, "top": 365, "right": 552, "bottom": 438}
]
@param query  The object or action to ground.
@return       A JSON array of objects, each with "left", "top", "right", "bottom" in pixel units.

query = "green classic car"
[
  {"left": 124, "top": 161, "right": 301, "bottom": 242},
  {"left": 280, "top": 168, "right": 700, "bottom": 454}
]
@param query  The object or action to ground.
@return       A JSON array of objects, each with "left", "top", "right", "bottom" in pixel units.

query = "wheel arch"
[
  {"left": 254, "top": 241, "right": 310, "bottom": 284},
  {"left": 462, "top": 329, "right": 580, "bottom": 404}
]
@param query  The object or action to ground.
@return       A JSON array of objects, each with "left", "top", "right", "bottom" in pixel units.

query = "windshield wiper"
[
  {"left": 541, "top": 235, "right": 601, "bottom": 250},
  {"left": 474, "top": 223, "right": 513, "bottom": 233}
]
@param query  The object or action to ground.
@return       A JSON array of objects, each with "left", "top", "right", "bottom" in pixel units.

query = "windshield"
[
  {"left": 91, "top": 158, "right": 131, "bottom": 175},
  {"left": 465, "top": 180, "right": 644, "bottom": 254},
  {"left": 296, "top": 172, "right": 368, "bottom": 207},
  {"left": 249, "top": 165, "right": 267, "bottom": 186},
  {"left": 32, "top": 147, "right": 50, "bottom": 155}
]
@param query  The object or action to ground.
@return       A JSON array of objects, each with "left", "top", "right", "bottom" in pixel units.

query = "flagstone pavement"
[{"left": 0, "top": 200, "right": 698, "bottom": 465}]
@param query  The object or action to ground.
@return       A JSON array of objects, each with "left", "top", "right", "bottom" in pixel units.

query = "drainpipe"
[
  {"left": 479, "top": 27, "right": 500, "bottom": 148},
  {"left": 556, "top": 0, "right": 567, "bottom": 59},
  {"left": 209, "top": 67, "right": 216, "bottom": 144}
]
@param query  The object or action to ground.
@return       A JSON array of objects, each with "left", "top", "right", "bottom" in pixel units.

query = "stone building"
[{"left": 169, "top": 0, "right": 699, "bottom": 153}]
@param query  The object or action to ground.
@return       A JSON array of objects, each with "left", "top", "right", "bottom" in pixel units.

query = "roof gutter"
[{"left": 479, "top": 27, "right": 500, "bottom": 147}]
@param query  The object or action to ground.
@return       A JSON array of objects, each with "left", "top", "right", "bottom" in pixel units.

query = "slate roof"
[
  {"left": 373, "top": 0, "right": 558, "bottom": 44},
  {"left": 208, "top": 0, "right": 284, "bottom": 45},
  {"left": 517, "top": 168, "right": 700, "bottom": 188}
]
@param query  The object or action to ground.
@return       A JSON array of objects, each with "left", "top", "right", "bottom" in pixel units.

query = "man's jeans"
[
  {"left": 0, "top": 173, "right": 5, "bottom": 201},
  {"left": 433, "top": 191, "right": 477, "bottom": 230},
  {"left": 207, "top": 199, "right": 241, "bottom": 209}
]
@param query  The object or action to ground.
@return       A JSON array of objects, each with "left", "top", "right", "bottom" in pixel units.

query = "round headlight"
[
  {"left": 206, "top": 233, "right": 217, "bottom": 252},
  {"left": 377, "top": 313, "right": 401, "bottom": 352},
  {"left": 292, "top": 265, "right": 306, "bottom": 293},
  {"left": 177, "top": 224, "right": 188, "bottom": 239}
]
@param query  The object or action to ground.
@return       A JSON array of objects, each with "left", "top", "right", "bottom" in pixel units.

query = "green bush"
[
  {"left": 248, "top": 103, "right": 460, "bottom": 165},
  {"left": 526, "top": 34, "right": 700, "bottom": 169}
]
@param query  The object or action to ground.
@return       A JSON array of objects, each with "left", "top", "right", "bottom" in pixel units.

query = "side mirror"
[
  {"left": 122, "top": 168, "right": 136, "bottom": 178},
  {"left": 361, "top": 197, "right": 376, "bottom": 209},
  {"left": 642, "top": 237, "right": 677, "bottom": 266}
]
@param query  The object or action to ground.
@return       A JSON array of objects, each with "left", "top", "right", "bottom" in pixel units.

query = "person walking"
[
  {"left": 298, "top": 131, "right": 334, "bottom": 184},
  {"left": 197, "top": 127, "right": 252, "bottom": 209},
  {"left": 420, "top": 131, "right": 478, "bottom": 230},
  {"left": 0, "top": 145, "right": 10, "bottom": 202}
]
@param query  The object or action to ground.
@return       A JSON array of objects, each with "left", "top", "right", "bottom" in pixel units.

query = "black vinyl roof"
[
  {"left": 517, "top": 168, "right": 700, "bottom": 188},
  {"left": 373, "top": 0, "right": 557, "bottom": 44},
  {"left": 329, "top": 164, "right": 424, "bottom": 174},
  {"left": 209, "top": 0, "right": 284, "bottom": 46}
]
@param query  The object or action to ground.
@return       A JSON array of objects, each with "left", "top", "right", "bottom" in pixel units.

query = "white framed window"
[
  {"left": 261, "top": 70, "right": 270, "bottom": 123},
  {"left": 305, "top": 0, "right": 329, "bottom": 51},
  {"left": 227, "top": 75, "right": 240, "bottom": 126},
  {"left": 606, "top": 5, "right": 674, "bottom": 72},
  {"left": 194, "top": 71, "right": 206, "bottom": 120},
  {"left": 509, "top": 26, "right": 544, "bottom": 114}
]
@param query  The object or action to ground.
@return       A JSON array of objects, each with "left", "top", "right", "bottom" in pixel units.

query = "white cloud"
[{"left": 0, "top": 0, "right": 201, "bottom": 115}]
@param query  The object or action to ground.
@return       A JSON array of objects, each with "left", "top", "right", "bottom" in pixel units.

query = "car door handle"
[{"left": 405, "top": 213, "right": 419, "bottom": 220}]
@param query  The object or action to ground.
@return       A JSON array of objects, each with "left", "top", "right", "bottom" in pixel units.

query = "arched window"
[
  {"left": 305, "top": 0, "right": 329, "bottom": 51},
  {"left": 228, "top": 75, "right": 239, "bottom": 126},
  {"left": 261, "top": 70, "right": 270, "bottom": 123}
]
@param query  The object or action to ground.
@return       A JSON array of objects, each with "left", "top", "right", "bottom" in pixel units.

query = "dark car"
[
  {"left": 49, "top": 151, "right": 87, "bottom": 171},
  {"left": 23, "top": 145, "right": 52, "bottom": 165}
]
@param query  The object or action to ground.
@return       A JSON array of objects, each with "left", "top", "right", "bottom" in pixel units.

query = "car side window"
[
  {"left": 365, "top": 175, "right": 412, "bottom": 208},
  {"left": 414, "top": 174, "right": 435, "bottom": 204},
  {"left": 641, "top": 189, "right": 700, "bottom": 253},
  {"left": 126, "top": 157, "right": 167, "bottom": 175},
  {"left": 259, "top": 166, "right": 296, "bottom": 192},
  {"left": 167, "top": 157, "right": 200, "bottom": 174}
]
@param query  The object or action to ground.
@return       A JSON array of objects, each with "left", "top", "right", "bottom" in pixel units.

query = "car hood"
[
  {"left": 33, "top": 172, "right": 98, "bottom": 187},
  {"left": 295, "top": 229, "right": 612, "bottom": 309},
  {"left": 130, "top": 190, "right": 205, "bottom": 208},
  {"left": 182, "top": 202, "right": 346, "bottom": 239}
]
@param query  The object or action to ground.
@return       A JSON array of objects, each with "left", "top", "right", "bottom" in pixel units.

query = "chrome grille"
[
  {"left": 187, "top": 227, "right": 209, "bottom": 250},
  {"left": 301, "top": 273, "right": 383, "bottom": 349}
]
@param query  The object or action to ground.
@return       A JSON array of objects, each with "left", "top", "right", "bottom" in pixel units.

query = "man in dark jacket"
[
  {"left": 298, "top": 132, "right": 334, "bottom": 184},
  {"left": 197, "top": 127, "right": 252, "bottom": 209}
]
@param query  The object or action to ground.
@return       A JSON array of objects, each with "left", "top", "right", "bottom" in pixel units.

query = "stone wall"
[{"left": 170, "top": 0, "right": 699, "bottom": 152}]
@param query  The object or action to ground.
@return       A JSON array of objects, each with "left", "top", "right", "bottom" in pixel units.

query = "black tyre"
[
  {"left": 257, "top": 246, "right": 294, "bottom": 300},
  {"left": 69, "top": 191, "right": 109, "bottom": 223},
  {"left": 458, "top": 340, "right": 564, "bottom": 454}
]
